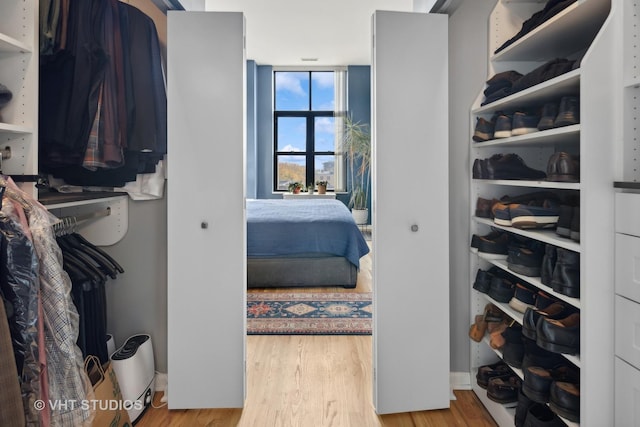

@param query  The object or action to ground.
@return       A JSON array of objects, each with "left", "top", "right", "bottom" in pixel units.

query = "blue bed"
[{"left": 246, "top": 199, "right": 370, "bottom": 288}]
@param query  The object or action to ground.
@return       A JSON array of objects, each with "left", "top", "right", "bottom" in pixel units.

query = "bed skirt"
[{"left": 247, "top": 255, "right": 357, "bottom": 288}]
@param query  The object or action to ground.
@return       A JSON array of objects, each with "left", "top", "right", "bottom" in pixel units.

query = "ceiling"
[{"left": 203, "top": 0, "right": 439, "bottom": 66}]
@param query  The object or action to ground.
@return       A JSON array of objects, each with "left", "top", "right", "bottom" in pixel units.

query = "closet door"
[
  {"left": 167, "top": 12, "right": 246, "bottom": 409},
  {"left": 372, "top": 11, "right": 450, "bottom": 414}
]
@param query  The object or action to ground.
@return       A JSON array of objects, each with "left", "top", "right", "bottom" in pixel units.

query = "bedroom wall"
[{"left": 447, "top": 0, "right": 497, "bottom": 373}]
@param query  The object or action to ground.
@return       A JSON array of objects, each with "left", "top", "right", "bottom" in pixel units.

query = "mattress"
[{"left": 246, "top": 199, "right": 370, "bottom": 268}]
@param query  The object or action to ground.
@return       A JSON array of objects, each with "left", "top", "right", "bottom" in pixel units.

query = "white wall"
[{"left": 447, "top": 0, "right": 496, "bottom": 372}]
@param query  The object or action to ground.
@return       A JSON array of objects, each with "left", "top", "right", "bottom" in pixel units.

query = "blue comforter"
[{"left": 246, "top": 199, "right": 370, "bottom": 268}]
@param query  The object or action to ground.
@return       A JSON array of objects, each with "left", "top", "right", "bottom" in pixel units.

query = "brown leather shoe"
[
  {"left": 546, "top": 151, "right": 579, "bottom": 182},
  {"left": 536, "top": 312, "right": 580, "bottom": 354}
]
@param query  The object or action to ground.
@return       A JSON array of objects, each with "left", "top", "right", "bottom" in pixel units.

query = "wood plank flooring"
[{"left": 137, "top": 243, "right": 497, "bottom": 426}]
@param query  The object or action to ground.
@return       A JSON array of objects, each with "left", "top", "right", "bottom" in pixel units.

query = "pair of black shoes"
[
  {"left": 473, "top": 153, "right": 547, "bottom": 180},
  {"left": 473, "top": 266, "right": 519, "bottom": 303},
  {"left": 476, "top": 361, "right": 522, "bottom": 404},
  {"left": 541, "top": 245, "right": 580, "bottom": 298},
  {"left": 556, "top": 204, "right": 580, "bottom": 242},
  {"left": 515, "top": 387, "right": 567, "bottom": 427},
  {"left": 538, "top": 96, "right": 580, "bottom": 130},
  {"left": 523, "top": 365, "right": 580, "bottom": 422}
]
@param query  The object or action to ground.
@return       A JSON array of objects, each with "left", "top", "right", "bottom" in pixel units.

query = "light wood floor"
[{"left": 137, "top": 245, "right": 497, "bottom": 426}]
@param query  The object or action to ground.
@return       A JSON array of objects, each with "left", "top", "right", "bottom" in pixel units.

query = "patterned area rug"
[{"left": 247, "top": 292, "right": 372, "bottom": 335}]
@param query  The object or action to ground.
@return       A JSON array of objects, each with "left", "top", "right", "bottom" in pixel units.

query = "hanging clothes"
[
  {"left": 1, "top": 177, "right": 95, "bottom": 427},
  {"left": 0, "top": 295, "right": 25, "bottom": 426}
]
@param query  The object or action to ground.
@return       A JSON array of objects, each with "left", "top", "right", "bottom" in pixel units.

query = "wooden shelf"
[
  {"left": 473, "top": 124, "right": 580, "bottom": 148},
  {"left": 492, "top": 0, "right": 610, "bottom": 62}
]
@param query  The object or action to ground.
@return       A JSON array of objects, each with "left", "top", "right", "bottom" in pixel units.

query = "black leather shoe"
[
  {"left": 476, "top": 360, "right": 512, "bottom": 389},
  {"left": 477, "top": 232, "right": 511, "bottom": 258},
  {"left": 550, "top": 248, "right": 580, "bottom": 298},
  {"left": 473, "top": 117, "right": 495, "bottom": 142},
  {"left": 521, "top": 337, "right": 566, "bottom": 371},
  {"left": 523, "top": 365, "right": 579, "bottom": 403},
  {"left": 487, "top": 374, "right": 521, "bottom": 403},
  {"left": 508, "top": 247, "right": 544, "bottom": 277},
  {"left": 540, "top": 245, "right": 557, "bottom": 286},
  {"left": 472, "top": 268, "right": 492, "bottom": 294},
  {"left": 522, "top": 302, "right": 568, "bottom": 341},
  {"left": 536, "top": 312, "right": 580, "bottom": 355},
  {"left": 549, "top": 381, "right": 580, "bottom": 422},
  {"left": 570, "top": 206, "right": 580, "bottom": 242},
  {"left": 515, "top": 386, "right": 536, "bottom": 427},
  {"left": 486, "top": 153, "right": 547, "bottom": 180},
  {"left": 488, "top": 276, "right": 516, "bottom": 303},
  {"left": 523, "top": 402, "right": 566, "bottom": 427},
  {"left": 501, "top": 324, "right": 525, "bottom": 368}
]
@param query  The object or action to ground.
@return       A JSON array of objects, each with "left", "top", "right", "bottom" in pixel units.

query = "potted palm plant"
[{"left": 342, "top": 115, "right": 371, "bottom": 224}]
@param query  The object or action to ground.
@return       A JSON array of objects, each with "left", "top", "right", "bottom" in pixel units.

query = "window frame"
[{"left": 272, "top": 69, "right": 345, "bottom": 192}]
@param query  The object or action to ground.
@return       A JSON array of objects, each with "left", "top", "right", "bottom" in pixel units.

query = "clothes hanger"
[
  {"left": 61, "top": 234, "right": 118, "bottom": 279},
  {"left": 72, "top": 232, "right": 124, "bottom": 273}
]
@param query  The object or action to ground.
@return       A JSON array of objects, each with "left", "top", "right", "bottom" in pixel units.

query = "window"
[{"left": 273, "top": 70, "right": 346, "bottom": 191}]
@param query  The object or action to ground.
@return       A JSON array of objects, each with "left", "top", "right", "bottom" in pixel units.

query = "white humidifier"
[{"left": 110, "top": 334, "right": 155, "bottom": 423}]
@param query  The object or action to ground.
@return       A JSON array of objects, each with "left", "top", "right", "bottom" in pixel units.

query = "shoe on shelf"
[
  {"left": 523, "top": 365, "right": 579, "bottom": 403},
  {"left": 494, "top": 114, "right": 513, "bottom": 138},
  {"left": 536, "top": 312, "right": 580, "bottom": 355},
  {"left": 470, "top": 229, "right": 504, "bottom": 254},
  {"left": 487, "top": 374, "right": 521, "bottom": 404},
  {"left": 473, "top": 117, "right": 495, "bottom": 142},
  {"left": 537, "top": 101, "right": 559, "bottom": 131},
  {"left": 512, "top": 111, "right": 541, "bottom": 136},
  {"left": 555, "top": 205, "right": 574, "bottom": 238},
  {"left": 522, "top": 302, "right": 570, "bottom": 341},
  {"left": 515, "top": 386, "right": 536, "bottom": 427},
  {"left": 507, "top": 247, "right": 545, "bottom": 277},
  {"left": 476, "top": 360, "right": 512, "bottom": 389},
  {"left": 510, "top": 199, "right": 560, "bottom": 229},
  {"left": 475, "top": 196, "right": 500, "bottom": 218},
  {"left": 549, "top": 381, "right": 580, "bottom": 422},
  {"left": 522, "top": 402, "right": 567, "bottom": 427},
  {"left": 486, "top": 153, "right": 547, "bottom": 181},
  {"left": 509, "top": 283, "right": 538, "bottom": 313},
  {"left": 546, "top": 151, "right": 580, "bottom": 182},
  {"left": 540, "top": 244, "right": 557, "bottom": 286},
  {"left": 570, "top": 206, "right": 580, "bottom": 242},
  {"left": 501, "top": 323, "right": 525, "bottom": 368},
  {"left": 476, "top": 231, "right": 511, "bottom": 258},
  {"left": 550, "top": 248, "right": 580, "bottom": 298},
  {"left": 492, "top": 201, "right": 513, "bottom": 226},
  {"left": 521, "top": 337, "right": 567, "bottom": 371},
  {"left": 553, "top": 95, "right": 580, "bottom": 128},
  {"left": 488, "top": 275, "right": 517, "bottom": 303}
]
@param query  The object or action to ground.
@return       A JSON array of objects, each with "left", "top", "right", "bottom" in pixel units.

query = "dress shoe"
[
  {"left": 488, "top": 275, "right": 516, "bottom": 303},
  {"left": 546, "top": 152, "right": 579, "bottom": 182},
  {"left": 555, "top": 205, "right": 574, "bottom": 238},
  {"left": 486, "top": 153, "right": 547, "bottom": 180},
  {"left": 492, "top": 201, "right": 513, "bottom": 226},
  {"left": 537, "top": 101, "right": 559, "bottom": 131},
  {"left": 515, "top": 386, "right": 536, "bottom": 427},
  {"left": 550, "top": 248, "right": 580, "bottom": 298},
  {"left": 476, "top": 231, "right": 511, "bottom": 258},
  {"left": 475, "top": 197, "right": 500, "bottom": 218},
  {"left": 522, "top": 302, "right": 569, "bottom": 341},
  {"left": 523, "top": 402, "right": 566, "bottom": 427},
  {"left": 501, "top": 324, "right": 525, "bottom": 368},
  {"left": 476, "top": 360, "right": 512, "bottom": 389},
  {"left": 549, "top": 381, "right": 580, "bottom": 422},
  {"left": 487, "top": 374, "right": 521, "bottom": 403},
  {"left": 508, "top": 247, "right": 544, "bottom": 277},
  {"left": 521, "top": 337, "right": 567, "bottom": 371},
  {"left": 523, "top": 365, "right": 579, "bottom": 403},
  {"left": 553, "top": 95, "right": 580, "bottom": 127},
  {"left": 536, "top": 312, "right": 580, "bottom": 355},
  {"left": 472, "top": 268, "right": 493, "bottom": 293},
  {"left": 540, "top": 245, "right": 557, "bottom": 286},
  {"left": 570, "top": 206, "right": 580, "bottom": 242}
]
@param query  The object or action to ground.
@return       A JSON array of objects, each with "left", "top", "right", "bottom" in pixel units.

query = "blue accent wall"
[{"left": 249, "top": 65, "right": 371, "bottom": 205}]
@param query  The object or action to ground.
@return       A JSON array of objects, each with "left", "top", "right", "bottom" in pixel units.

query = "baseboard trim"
[{"left": 450, "top": 371, "right": 471, "bottom": 391}]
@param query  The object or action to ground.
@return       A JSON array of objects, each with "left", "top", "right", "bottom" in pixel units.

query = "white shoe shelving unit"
[{"left": 468, "top": 1, "right": 615, "bottom": 426}]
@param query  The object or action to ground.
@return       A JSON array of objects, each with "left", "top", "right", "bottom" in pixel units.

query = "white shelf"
[
  {"left": 473, "top": 124, "right": 580, "bottom": 148},
  {"left": 0, "top": 32, "right": 31, "bottom": 53},
  {"left": 0, "top": 122, "right": 33, "bottom": 134},
  {"left": 473, "top": 179, "right": 580, "bottom": 190},
  {"left": 471, "top": 383, "right": 517, "bottom": 426},
  {"left": 479, "top": 254, "right": 581, "bottom": 309},
  {"left": 492, "top": 0, "right": 610, "bottom": 62},
  {"left": 624, "top": 78, "right": 640, "bottom": 89},
  {"left": 474, "top": 217, "right": 582, "bottom": 252},
  {"left": 473, "top": 69, "right": 580, "bottom": 115}
]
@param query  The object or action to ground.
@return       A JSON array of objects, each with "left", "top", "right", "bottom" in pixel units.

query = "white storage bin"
[{"left": 615, "top": 295, "right": 640, "bottom": 370}]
